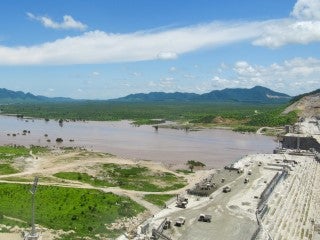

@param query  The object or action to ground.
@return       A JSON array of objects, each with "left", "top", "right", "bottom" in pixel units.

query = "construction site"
[
  {"left": 0, "top": 117, "right": 318, "bottom": 240},
  {"left": 132, "top": 117, "right": 320, "bottom": 240}
]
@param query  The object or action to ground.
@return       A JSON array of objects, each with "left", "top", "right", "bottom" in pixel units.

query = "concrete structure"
[{"left": 281, "top": 134, "right": 320, "bottom": 152}]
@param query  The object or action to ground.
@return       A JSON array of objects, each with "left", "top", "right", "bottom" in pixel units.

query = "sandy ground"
[{"left": 131, "top": 154, "right": 277, "bottom": 240}]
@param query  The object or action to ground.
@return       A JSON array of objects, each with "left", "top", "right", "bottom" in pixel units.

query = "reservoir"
[{"left": 0, "top": 115, "right": 277, "bottom": 169}]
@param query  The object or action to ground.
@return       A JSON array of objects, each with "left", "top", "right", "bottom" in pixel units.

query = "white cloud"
[
  {"left": 157, "top": 52, "right": 178, "bottom": 60},
  {"left": 92, "top": 71, "right": 100, "bottom": 76},
  {"left": 183, "top": 74, "right": 196, "bottom": 79},
  {"left": 131, "top": 72, "right": 141, "bottom": 77},
  {"left": 159, "top": 77, "right": 175, "bottom": 88},
  {"left": 147, "top": 77, "right": 176, "bottom": 90},
  {"left": 253, "top": 0, "right": 320, "bottom": 48},
  {"left": 291, "top": 0, "right": 320, "bottom": 20},
  {"left": 148, "top": 81, "right": 157, "bottom": 87},
  {"left": 253, "top": 19, "right": 320, "bottom": 48},
  {"left": 169, "top": 66, "right": 176, "bottom": 72},
  {"left": 213, "top": 57, "right": 320, "bottom": 94},
  {"left": 197, "top": 76, "right": 237, "bottom": 93},
  {"left": 0, "top": 22, "right": 264, "bottom": 65},
  {"left": 0, "top": 1, "right": 316, "bottom": 65},
  {"left": 27, "top": 12, "right": 87, "bottom": 31}
]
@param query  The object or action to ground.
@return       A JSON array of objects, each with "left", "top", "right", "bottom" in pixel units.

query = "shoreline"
[{"left": 0, "top": 114, "right": 277, "bottom": 169}]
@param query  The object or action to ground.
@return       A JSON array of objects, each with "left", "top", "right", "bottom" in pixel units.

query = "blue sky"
[{"left": 0, "top": 0, "right": 319, "bottom": 99}]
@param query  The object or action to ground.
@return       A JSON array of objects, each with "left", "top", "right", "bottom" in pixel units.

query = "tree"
[{"left": 186, "top": 160, "right": 206, "bottom": 172}]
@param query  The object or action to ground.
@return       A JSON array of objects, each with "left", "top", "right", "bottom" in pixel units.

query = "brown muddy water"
[{"left": 0, "top": 115, "right": 277, "bottom": 169}]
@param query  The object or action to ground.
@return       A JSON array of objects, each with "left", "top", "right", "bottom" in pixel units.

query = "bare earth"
[{"left": 283, "top": 93, "right": 320, "bottom": 118}]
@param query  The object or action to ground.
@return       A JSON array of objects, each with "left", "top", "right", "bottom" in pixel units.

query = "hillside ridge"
[{"left": 112, "top": 86, "right": 291, "bottom": 103}]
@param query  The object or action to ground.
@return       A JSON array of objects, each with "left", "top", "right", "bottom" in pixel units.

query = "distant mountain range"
[
  {"left": 112, "top": 86, "right": 291, "bottom": 103},
  {"left": 0, "top": 86, "right": 292, "bottom": 104},
  {"left": 0, "top": 88, "right": 74, "bottom": 103}
]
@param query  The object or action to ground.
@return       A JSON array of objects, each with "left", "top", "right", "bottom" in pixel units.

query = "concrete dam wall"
[{"left": 281, "top": 136, "right": 320, "bottom": 152}]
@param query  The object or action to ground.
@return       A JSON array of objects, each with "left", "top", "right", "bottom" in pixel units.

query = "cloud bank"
[
  {"left": 0, "top": 0, "right": 318, "bottom": 65},
  {"left": 0, "top": 22, "right": 263, "bottom": 65},
  {"left": 196, "top": 57, "right": 320, "bottom": 95}
]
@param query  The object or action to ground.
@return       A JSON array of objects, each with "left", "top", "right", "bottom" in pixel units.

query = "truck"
[
  {"left": 175, "top": 217, "right": 186, "bottom": 227},
  {"left": 198, "top": 214, "right": 212, "bottom": 222},
  {"left": 223, "top": 186, "right": 231, "bottom": 193}
]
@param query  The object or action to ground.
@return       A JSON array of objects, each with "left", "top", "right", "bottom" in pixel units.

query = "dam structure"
[{"left": 131, "top": 117, "right": 320, "bottom": 240}]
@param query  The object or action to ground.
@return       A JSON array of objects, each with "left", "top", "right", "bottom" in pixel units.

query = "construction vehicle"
[
  {"left": 223, "top": 186, "right": 231, "bottom": 193},
  {"left": 175, "top": 217, "right": 185, "bottom": 227},
  {"left": 198, "top": 214, "right": 212, "bottom": 222},
  {"left": 163, "top": 220, "right": 172, "bottom": 230},
  {"left": 176, "top": 195, "right": 188, "bottom": 208}
]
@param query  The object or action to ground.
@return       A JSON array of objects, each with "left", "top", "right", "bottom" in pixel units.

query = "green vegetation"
[
  {"left": 54, "top": 172, "right": 110, "bottom": 187},
  {"left": 0, "top": 215, "right": 29, "bottom": 231},
  {"left": 233, "top": 126, "right": 259, "bottom": 133},
  {"left": 0, "top": 145, "right": 31, "bottom": 160},
  {"left": 0, "top": 101, "right": 298, "bottom": 131},
  {"left": 247, "top": 109, "right": 298, "bottom": 127},
  {"left": 132, "top": 119, "right": 165, "bottom": 126},
  {"left": 0, "top": 177, "right": 31, "bottom": 182},
  {"left": 0, "top": 145, "right": 48, "bottom": 161},
  {"left": 143, "top": 194, "right": 175, "bottom": 207},
  {"left": 54, "top": 163, "right": 187, "bottom": 192},
  {"left": 186, "top": 160, "right": 206, "bottom": 172},
  {"left": 0, "top": 164, "right": 19, "bottom": 175},
  {"left": 0, "top": 183, "right": 145, "bottom": 239},
  {"left": 0, "top": 101, "right": 282, "bottom": 122},
  {"left": 175, "top": 169, "right": 193, "bottom": 175}
]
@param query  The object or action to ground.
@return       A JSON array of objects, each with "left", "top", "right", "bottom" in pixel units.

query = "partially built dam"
[{"left": 132, "top": 117, "right": 320, "bottom": 240}]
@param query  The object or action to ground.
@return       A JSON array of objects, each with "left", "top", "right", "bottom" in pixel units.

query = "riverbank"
[{"left": 0, "top": 115, "right": 277, "bottom": 169}]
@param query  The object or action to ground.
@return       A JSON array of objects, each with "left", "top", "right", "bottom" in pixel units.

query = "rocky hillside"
[{"left": 283, "top": 90, "right": 320, "bottom": 118}]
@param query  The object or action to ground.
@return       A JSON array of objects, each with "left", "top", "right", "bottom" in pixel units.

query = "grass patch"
[
  {"left": 54, "top": 164, "right": 187, "bottom": 192},
  {"left": 0, "top": 215, "right": 29, "bottom": 231},
  {"left": 143, "top": 194, "right": 175, "bottom": 207},
  {"left": 0, "top": 146, "right": 30, "bottom": 161},
  {"left": 0, "top": 183, "right": 145, "bottom": 238},
  {"left": 0, "top": 177, "right": 31, "bottom": 182},
  {"left": 0, "top": 145, "right": 48, "bottom": 161},
  {"left": 101, "top": 164, "right": 186, "bottom": 192},
  {"left": 0, "top": 164, "right": 19, "bottom": 175},
  {"left": 30, "top": 145, "right": 49, "bottom": 154},
  {"left": 233, "top": 125, "right": 259, "bottom": 133},
  {"left": 53, "top": 172, "right": 111, "bottom": 187},
  {"left": 175, "top": 169, "right": 193, "bottom": 174}
]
